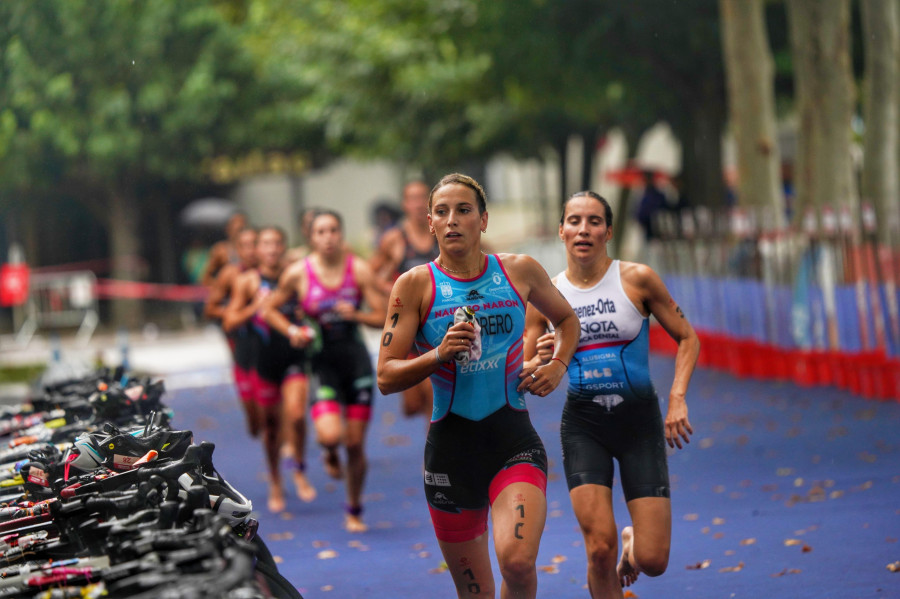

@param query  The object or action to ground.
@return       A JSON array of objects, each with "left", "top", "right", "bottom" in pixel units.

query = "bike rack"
[{"left": 15, "top": 271, "right": 99, "bottom": 347}]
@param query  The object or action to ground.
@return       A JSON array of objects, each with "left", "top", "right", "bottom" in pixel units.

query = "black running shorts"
[
  {"left": 310, "top": 338, "right": 374, "bottom": 420},
  {"left": 561, "top": 396, "right": 670, "bottom": 501},
  {"left": 424, "top": 406, "right": 547, "bottom": 514}
]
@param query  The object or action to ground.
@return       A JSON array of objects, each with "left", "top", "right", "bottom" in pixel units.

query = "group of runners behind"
[
  {"left": 201, "top": 176, "right": 700, "bottom": 599},
  {"left": 203, "top": 209, "right": 387, "bottom": 532}
]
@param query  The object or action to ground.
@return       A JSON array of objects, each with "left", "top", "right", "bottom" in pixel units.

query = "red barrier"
[
  {"left": 727, "top": 340, "right": 753, "bottom": 379},
  {"left": 94, "top": 279, "right": 208, "bottom": 303},
  {"left": 885, "top": 359, "right": 900, "bottom": 401},
  {"left": 791, "top": 351, "right": 818, "bottom": 387},
  {"left": 648, "top": 323, "right": 678, "bottom": 355},
  {"left": 648, "top": 206, "right": 898, "bottom": 403},
  {"left": 652, "top": 337, "right": 899, "bottom": 402}
]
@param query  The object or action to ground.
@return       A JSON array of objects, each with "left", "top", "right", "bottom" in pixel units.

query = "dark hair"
[
  {"left": 561, "top": 191, "right": 613, "bottom": 229},
  {"left": 311, "top": 209, "right": 344, "bottom": 231},
  {"left": 257, "top": 225, "right": 287, "bottom": 243},
  {"left": 371, "top": 201, "right": 402, "bottom": 223},
  {"left": 429, "top": 173, "right": 487, "bottom": 214}
]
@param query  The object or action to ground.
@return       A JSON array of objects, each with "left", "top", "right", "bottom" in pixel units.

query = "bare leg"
[
  {"left": 437, "top": 532, "right": 497, "bottom": 598},
  {"left": 491, "top": 482, "right": 546, "bottom": 599},
  {"left": 569, "top": 485, "right": 623, "bottom": 599},
  {"left": 282, "top": 376, "right": 315, "bottom": 502},
  {"left": 621, "top": 497, "right": 671, "bottom": 582},
  {"left": 343, "top": 418, "right": 369, "bottom": 533},
  {"left": 261, "top": 403, "right": 285, "bottom": 513},
  {"left": 315, "top": 410, "right": 344, "bottom": 479},
  {"left": 241, "top": 399, "right": 262, "bottom": 438},
  {"left": 233, "top": 365, "right": 261, "bottom": 437}
]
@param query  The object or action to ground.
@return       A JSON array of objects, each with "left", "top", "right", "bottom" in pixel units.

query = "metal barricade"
[{"left": 15, "top": 271, "right": 99, "bottom": 346}]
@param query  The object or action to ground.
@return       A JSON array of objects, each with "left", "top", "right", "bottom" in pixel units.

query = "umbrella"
[
  {"left": 179, "top": 198, "right": 238, "bottom": 228},
  {"left": 604, "top": 165, "right": 670, "bottom": 188}
]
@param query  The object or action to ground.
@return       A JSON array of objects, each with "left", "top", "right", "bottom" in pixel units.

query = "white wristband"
[
  {"left": 287, "top": 324, "right": 300, "bottom": 338},
  {"left": 434, "top": 346, "right": 443, "bottom": 363}
]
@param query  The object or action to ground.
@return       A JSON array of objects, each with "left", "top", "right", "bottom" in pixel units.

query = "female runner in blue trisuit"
[{"left": 377, "top": 173, "right": 580, "bottom": 599}]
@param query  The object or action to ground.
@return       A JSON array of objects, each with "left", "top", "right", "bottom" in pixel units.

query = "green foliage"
[
  {"left": 0, "top": 0, "right": 282, "bottom": 190},
  {"left": 0, "top": 0, "right": 749, "bottom": 217},
  {"left": 242, "top": 0, "right": 493, "bottom": 167}
]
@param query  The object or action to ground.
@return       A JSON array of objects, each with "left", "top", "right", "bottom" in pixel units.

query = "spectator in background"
[
  {"left": 370, "top": 199, "right": 403, "bottom": 249},
  {"left": 182, "top": 238, "right": 210, "bottom": 286},
  {"left": 202, "top": 211, "right": 249, "bottom": 286},
  {"left": 182, "top": 237, "right": 212, "bottom": 321},
  {"left": 636, "top": 171, "right": 667, "bottom": 242}
]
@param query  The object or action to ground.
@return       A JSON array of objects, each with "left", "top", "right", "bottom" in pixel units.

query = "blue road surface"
[{"left": 168, "top": 356, "right": 900, "bottom": 599}]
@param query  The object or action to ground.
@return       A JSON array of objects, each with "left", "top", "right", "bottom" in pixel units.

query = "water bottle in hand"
[{"left": 453, "top": 306, "right": 476, "bottom": 364}]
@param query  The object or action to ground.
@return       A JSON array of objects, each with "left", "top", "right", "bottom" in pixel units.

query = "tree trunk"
[
  {"left": 152, "top": 198, "right": 178, "bottom": 284},
  {"left": 19, "top": 200, "right": 41, "bottom": 267},
  {"left": 580, "top": 128, "right": 596, "bottom": 192},
  {"left": 787, "top": 0, "right": 857, "bottom": 224},
  {"left": 675, "top": 79, "right": 727, "bottom": 212},
  {"left": 554, "top": 136, "right": 569, "bottom": 209},
  {"left": 720, "top": 0, "right": 786, "bottom": 230},
  {"left": 108, "top": 189, "right": 144, "bottom": 327},
  {"left": 861, "top": 0, "right": 900, "bottom": 245}
]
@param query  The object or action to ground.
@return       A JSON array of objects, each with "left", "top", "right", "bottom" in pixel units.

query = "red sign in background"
[{"left": 0, "top": 264, "right": 30, "bottom": 306}]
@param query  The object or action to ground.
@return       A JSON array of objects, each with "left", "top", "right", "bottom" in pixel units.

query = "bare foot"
[
  {"left": 323, "top": 450, "right": 343, "bottom": 479},
  {"left": 345, "top": 513, "right": 368, "bottom": 533},
  {"left": 293, "top": 470, "right": 317, "bottom": 503},
  {"left": 268, "top": 484, "right": 286, "bottom": 513},
  {"left": 617, "top": 526, "right": 639, "bottom": 587}
]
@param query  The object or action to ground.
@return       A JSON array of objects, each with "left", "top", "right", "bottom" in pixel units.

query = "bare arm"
[
  {"left": 356, "top": 257, "right": 388, "bottom": 327},
  {"left": 523, "top": 303, "right": 554, "bottom": 370},
  {"left": 506, "top": 255, "right": 579, "bottom": 397},
  {"left": 523, "top": 272, "right": 561, "bottom": 370},
  {"left": 627, "top": 262, "right": 700, "bottom": 449},
  {"left": 222, "top": 272, "right": 258, "bottom": 333},
  {"left": 260, "top": 263, "right": 309, "bottom": 347},
  {"left": 201, "top": 242, "right": 229, "bottom": 287},
  {"left": 203, "top": 264, "right": 236, "bottom": 321},
  {"left": 377, "top": 270, "right": 438, "bottom": 394},
  {"left": 368, "top": 228, "right": 404, "bottom": 296},
  {"left": 376, "top": 268, "right": 478, "bottom": 395}
]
